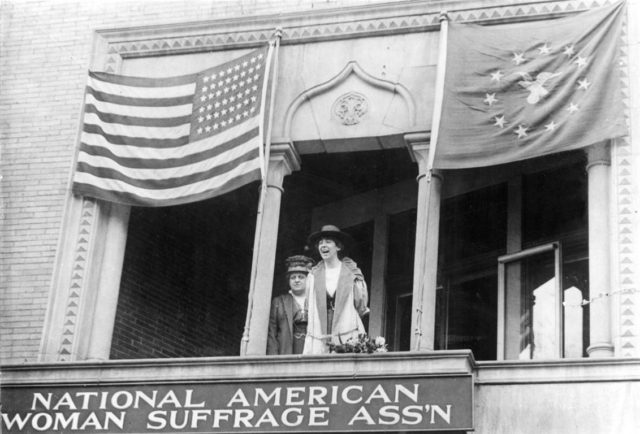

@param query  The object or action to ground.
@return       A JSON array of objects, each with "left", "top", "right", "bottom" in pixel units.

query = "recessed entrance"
[{"left": 276, "top": 147, "right": 418, "bottom": 350}]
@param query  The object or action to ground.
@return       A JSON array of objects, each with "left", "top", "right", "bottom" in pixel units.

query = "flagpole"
[
  {"left": 241, "top": 29, "right": 282, "bottom": 356},
  {"left": 414, "top": 11, "right": 448, "bottom": 351}
]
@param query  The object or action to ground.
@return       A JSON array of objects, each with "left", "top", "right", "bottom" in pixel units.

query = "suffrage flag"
[
  {"left": 72, "top": 45, "right": 273, "bottom": 207},
  {"left": 434, "top": 1, "right": 626, "bottom": 169}
]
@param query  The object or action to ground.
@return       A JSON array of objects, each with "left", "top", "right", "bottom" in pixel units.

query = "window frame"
[{"left": 497, "top": 241, "right": 563, "bottom": 360}]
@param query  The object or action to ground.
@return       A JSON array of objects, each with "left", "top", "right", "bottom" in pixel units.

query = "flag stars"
[
  {"left": 515, "top": 124, "right": 528, "bottom": 139},
  {"left": 574, "top": 56, "right": 588, "bottom": 68},
  {"left": 484, "top": 93, "right": 497, "bottom": 106},
  {"left": 564, "top": 45, "right": 575, "bottom": 57},
  {"left": 567, "top": 102, "right": 579, "bottom": 114},
  {"left": 538, "top": 43, "right": 551, "bottom": 55},
  {"left": 493, "top": 115, "right": 506, "bottom": 128},
  {"left": 577, "top": 78, "right": 591, "bottom": 90},
  {"left": 512, "top": 52, "right": 526, "bottom": 65},
  {"left": 490, "top": 70, "right": 504, "bottom": 82},
  {"left": 545, "top": 121, "right": 558, "bottom": 131}
]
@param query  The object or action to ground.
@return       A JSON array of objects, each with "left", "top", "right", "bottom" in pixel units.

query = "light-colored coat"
[{"left": 303, "top": 258, "right": 369, "bottom": 354}]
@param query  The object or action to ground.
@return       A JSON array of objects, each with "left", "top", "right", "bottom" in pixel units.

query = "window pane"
[
  {"left": 505, "top": 251, "right": 557, "bottom": 360},
  {"left": 446, "top": 274, "right": 497, "bottom": 360}
]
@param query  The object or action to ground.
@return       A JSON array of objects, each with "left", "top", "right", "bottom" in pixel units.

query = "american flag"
[{"left": 72, "top": 45, "right": 273, "bottom": 207}]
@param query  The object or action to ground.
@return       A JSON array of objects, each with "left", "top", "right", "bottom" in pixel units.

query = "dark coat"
[{"left": 267, "top": 293, "right": 295, "bottom": 355}]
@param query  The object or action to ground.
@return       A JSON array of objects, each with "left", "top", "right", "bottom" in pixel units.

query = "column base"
[{"left": 587, "top": 342, "right": 614, "bottom": 357}]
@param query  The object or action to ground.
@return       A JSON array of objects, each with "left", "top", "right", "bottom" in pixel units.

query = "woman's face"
[
  {"left": 289, "top": 272, "right": 307, "bottom": 294},
  {"left": 317, "top": 237, "right": 341, "bottom": 261}
]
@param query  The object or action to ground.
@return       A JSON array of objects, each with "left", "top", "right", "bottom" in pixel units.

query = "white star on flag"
[
  {"left": 567, "top": 103, "right": 579, "bottom": 113},
  {"left": 564, "top": 45, "right": 575, "bottom": 57},
  {"left": 512, "top": 52, "right": 526, "bottom": 65},
  {"left": 515, "top": 125, "right": 528, "bottom": 139},
  {"left": 574, "top": 56, "right": 588, "bottom": 68},
  {"left": 538, "top": 44, "right": 551, "bottom": 55},
  {"left": 493, "top": 115, "right": 506, "bottom": 128},
  {"left": 545, "top": 121, "right": 558, "bottom": 131},
  {"left": 484, "top": 93, "right": 497, "bottom": 106},
  {"left": 577, "top": 78, "right": 591, "bottom": 90},
  {"left": 491, "top": 70, "right": 504, "bottom": 82}
]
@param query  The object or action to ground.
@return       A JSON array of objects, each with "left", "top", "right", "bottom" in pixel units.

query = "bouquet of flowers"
[{"left": 329, "top": 333, "right": 388, "bottom": 354}]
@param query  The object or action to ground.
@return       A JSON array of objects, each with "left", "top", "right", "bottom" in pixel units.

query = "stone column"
[
  {"left": 242, "top": 141, "right": 300, "bottom": 356},
  {"left": 82, "top": 202, "right": 131, "bottom": 361},
  {"left": 586, "top": 142, "right": 614, "bottom": 357},
  {"left": 406, "top": 133, "right": 443, "bottom": 351}
]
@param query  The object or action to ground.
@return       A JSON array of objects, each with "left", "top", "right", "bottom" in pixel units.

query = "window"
[{"left": 437, "top": 152, "right": 589, "bottom": 360}]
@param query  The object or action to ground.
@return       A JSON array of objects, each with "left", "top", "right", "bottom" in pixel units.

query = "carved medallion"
[{"left": 333, "top": 92, "right": 368, "bottom": 125}]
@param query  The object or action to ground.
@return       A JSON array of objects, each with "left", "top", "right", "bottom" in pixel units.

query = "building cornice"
[{"left": 97, "top": 0, "right": 615, "bottom": 69}]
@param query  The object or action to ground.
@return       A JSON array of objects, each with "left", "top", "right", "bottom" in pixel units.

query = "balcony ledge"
[{"left": 1, "top": 350, "right": 475, "bottom": 386}]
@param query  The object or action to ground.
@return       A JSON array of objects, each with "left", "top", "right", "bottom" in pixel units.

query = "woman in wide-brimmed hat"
[
  {"left": 303, "top": 225, "right": 369, "bottom": 354},
  {"left": 267, "top": 255, "right": 314, "bottom": 355}
]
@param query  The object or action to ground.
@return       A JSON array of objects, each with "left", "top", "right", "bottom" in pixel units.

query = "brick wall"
[
  {"left": 111, "top": 188, "right": 257, "bottom": 359},
  {"left": 0, "top": 0, "right": 395, "bottom": 364}
]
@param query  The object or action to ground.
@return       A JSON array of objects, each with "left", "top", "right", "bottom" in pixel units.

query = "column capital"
[
  {"left": 404, "top": 131, "right": 430, "bottom": 159},
  {"left": 586, "top": 142, "right": 611, "bottom": 170},
  {"left": 403, "top": 131, "right": 442, "bottom": 182},
  {"left": 267, "top": 140, "right": 301, "bottom": 188}
]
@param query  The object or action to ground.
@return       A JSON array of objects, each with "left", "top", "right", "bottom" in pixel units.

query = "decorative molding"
[
  {"left": 56, "top": 198, "right": 97, "bottom": 361},
  {"left": 283, "top": 61, "right": 415, "bottom": 137},
  {"left": 332, "top": 91, "right": 368, "bottom": 126},
  {"left": 96, "top": 0, "right": 613, "bottom": 72},
  {"left": 613, "top": 7, "right": 636, "bottom": 358}
]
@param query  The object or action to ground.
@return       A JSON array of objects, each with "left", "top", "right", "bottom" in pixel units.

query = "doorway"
[{"left": 276, "top": 147, "right": 418, "bottom": 349}]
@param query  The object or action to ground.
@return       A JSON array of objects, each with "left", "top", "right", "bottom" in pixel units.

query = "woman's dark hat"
[
  {"left": 306, "top": 224, "right": 353, "bottom": 250},
  {"left": 285, "top": 255, "right": 314, "bottom": 275}
]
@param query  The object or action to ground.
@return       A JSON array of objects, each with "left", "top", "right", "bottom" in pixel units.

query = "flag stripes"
[
  {"left": 73, "top": 45, "right": 271, "bottom": 207},
  {"left": 78, "top": 127, "right": 259, "bottom": 169}
]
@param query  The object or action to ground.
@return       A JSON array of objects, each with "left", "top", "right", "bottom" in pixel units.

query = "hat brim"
[{"left": 307, "top": 229, "right": 353, "bottom": 252}]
